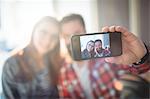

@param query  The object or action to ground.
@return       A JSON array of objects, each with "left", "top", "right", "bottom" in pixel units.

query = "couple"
[
  {"left": 2, "top": 14, "right": 150, "bottom": 99},
  {"left": 81, "top": 39, "right": 111, "bottom": 59}
]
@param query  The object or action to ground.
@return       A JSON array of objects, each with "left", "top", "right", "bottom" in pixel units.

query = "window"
[{"left": 0, "top": 0, "right": 55, "bottom": 50}]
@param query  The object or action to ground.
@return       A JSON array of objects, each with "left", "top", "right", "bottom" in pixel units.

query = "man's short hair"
[
  {"left": 60, "top": 14, "right": 85, "bottom": 28},
  {"left": 95, "top": 39, "right": 102, "bottom": 44}
]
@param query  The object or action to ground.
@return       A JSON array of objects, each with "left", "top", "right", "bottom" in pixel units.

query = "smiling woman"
[{"left": 2, "top": 16, "right": 61, "bottom": 99}]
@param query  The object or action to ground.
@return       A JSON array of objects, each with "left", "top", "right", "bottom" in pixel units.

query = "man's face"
[
  {"left": 95, "top": 41, "right": 102, "bottom": 51},
  {"left": 61, "top": 20, "right": 85, "bottom": 53}
]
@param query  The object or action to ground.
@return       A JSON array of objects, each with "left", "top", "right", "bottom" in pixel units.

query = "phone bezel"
[{"left": 71, "top": 32, "right": 122, "bottom": 61}]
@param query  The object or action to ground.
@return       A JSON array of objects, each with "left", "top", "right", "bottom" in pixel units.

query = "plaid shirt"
[{"left": 58, "top": 58, "right": 150, "bottom": 99}]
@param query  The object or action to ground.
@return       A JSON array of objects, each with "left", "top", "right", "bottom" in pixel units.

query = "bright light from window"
[{"left": 0, "top": 0, "right": 54, "bottom": 49}]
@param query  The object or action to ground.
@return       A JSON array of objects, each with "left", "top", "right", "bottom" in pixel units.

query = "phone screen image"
[
  {"left": 80, "top": 33, "right": 111, "bottom": 59},
  {"left": 71, "top": 32, "right": 122, "bottom": 61}
]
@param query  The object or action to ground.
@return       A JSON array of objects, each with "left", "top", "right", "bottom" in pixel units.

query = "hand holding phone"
[{"left": 102, "top": 26, "right": 147, "bottom": 65}]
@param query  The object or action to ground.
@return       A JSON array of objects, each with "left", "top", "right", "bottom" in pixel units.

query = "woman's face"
[
  {"left": 87, "top": 41, "right": 94, "bottom": 52},
  {"left": 33, "top": 22, "right": 59, "bottom": 55}
]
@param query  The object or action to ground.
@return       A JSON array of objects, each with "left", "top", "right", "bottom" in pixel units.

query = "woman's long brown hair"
[{"left": 17, "top": 16, "right": 62, "bottom": 85}]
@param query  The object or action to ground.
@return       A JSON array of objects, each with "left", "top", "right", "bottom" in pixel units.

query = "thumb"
[{"left": 105, "top": 57, "right": 115, "bottom": 63}]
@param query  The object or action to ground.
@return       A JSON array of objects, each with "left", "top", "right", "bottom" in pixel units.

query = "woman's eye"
[
  {"left": 40, "top": 30, "right": 47, "bottom": 35},
  {"left": 39, "top": 30, "right": 58, "bottom": 39}
]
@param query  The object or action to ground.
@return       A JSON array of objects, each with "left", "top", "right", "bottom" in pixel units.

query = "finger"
[
  {"left": 105, "top": 57, "right": 116, "bottom": 63},
  {"left": 115, "top": 26, "right": 138, "bottom": 43},
  {"left": 102, "top": 26, "right": 109, "bottom": 32},
  {"left": 115, "top": 26, "right": 132, "bottom": 37},
  {"left": 115, "top": 26, "right": 127, "bottom": 33},
  {"left": 105, "top": 56, "right": 123, "bottom": 64},
  {"left": 109, "top": 26, "right": 116, "bottom": 32}
]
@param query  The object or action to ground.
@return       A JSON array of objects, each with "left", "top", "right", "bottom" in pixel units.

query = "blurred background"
[{"left": 0, "top": 0, "right": 150, "bottom": 95}]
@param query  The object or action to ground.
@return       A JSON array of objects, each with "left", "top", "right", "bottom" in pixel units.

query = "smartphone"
[{"left": 71, "top": 32, "right": 122, "bottom": 61}]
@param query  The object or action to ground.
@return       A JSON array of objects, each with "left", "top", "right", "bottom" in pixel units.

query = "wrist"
[{"left": 133, "top": 43, "right": 149, "bottom": 65}]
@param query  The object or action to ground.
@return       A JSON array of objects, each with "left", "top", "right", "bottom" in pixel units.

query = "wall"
[
  {"left": 97, "top": 0, "right": 150, "bottom": 46},
  {"left": 97, "top": 0, "right": 129, "bottom": 30},
  {"left": 140, "top": 0, "right": 150, "bottom": 46}
]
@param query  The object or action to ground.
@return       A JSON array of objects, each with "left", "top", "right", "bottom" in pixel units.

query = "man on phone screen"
[{"left": 94, "top": 39, "right": 110, "bottom": 57}]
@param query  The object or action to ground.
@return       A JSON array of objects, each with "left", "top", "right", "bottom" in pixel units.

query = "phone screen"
[{"left": 71, "top": 32, "right": 122, "bottom": 61}]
